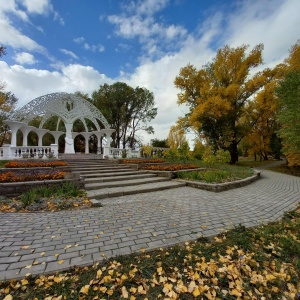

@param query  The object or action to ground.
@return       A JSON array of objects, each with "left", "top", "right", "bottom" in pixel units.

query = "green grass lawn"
[
  {"left": 236, "top": 156, "right": 278, "bottom": 168},
  {"left": 176, "top": 164, "right": 254, "bottom": 183},
  {"left": 1, "top": 206, "right": 299, "bottom": 300}
]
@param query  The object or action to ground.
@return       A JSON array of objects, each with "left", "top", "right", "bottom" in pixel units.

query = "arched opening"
[
  {"left": 74, "top": 134, "right": 85, "bottom": 153},
  {"left": 89, "top": 134, "right": 98, "bottom": 154},
  {"left": 42, "top": 132, "right": 55, "bottom": 146}
]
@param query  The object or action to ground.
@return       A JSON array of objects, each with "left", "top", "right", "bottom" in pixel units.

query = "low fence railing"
[{"left": 0, "top": 144, "right": 58, "bottom": 160}]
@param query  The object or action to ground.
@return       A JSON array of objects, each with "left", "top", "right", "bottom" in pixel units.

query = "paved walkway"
[{"left": 1, "top": 170, "right": 300, "bottom": 281}]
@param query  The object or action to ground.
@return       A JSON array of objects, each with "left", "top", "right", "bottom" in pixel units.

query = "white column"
[
  {"left": 49, "top": 131, "right": 64, "bottom": 145},
  {"left": 3, "top": 120, "right": 26, "bottom": 147},
  {"left": 20, "top": 126, "right": 35, "bottom": 146},
  {"left": 33, "top": 128, "right": 49, "bottom": 146},
  {"left": 81, "top": 132, "right": 92, "bottom": 154}
]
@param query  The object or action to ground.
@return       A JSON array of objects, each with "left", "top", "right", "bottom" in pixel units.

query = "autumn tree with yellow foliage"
[{"left": 174, "top": 44, "right": 273, "bottom": 164}]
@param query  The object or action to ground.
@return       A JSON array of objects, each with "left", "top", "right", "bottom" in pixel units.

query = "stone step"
[
  {"left": 84, "top": 172, "right": 156, "bottom": 184},
  {"left": 87, "top": 181, "right": 186, "bottom": 199},
  {"left": 85, "top": 176, "right": 168, "bottom": 190},
  {"left": 59, "top": 154, "right": 105, "bottom": 160},
  {"left": 71, "top": 168, "right": 135, "bottom": 176},
  {"left": 65, "top": 161, "right": 119, "bottom": 164},
  {"left": 68, "top": 166, "right": 132, "bottom": 172}
]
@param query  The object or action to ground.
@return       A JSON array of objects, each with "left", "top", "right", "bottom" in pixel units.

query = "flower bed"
[
  {"left": 4, "top": 160, "right": 68, "bottom": 168},
  {"left": 140, "top": 164, "right": 199, "bottom": 171},
  {"left": 0, "top": 169, "right": 68, "bottom": 183},
  {"left": 120, "top": 158, "right": 165, "bottom": 164}
]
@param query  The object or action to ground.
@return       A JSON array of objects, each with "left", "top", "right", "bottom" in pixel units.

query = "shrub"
[
  {"left": 163, "top": 148, "right": 179, "bottom": 162},
  {"left": 20, "top": 189, "right": 37, "bottom": 206},
  {"left": 202, "top": 147, "right": 230, "bottom": 166},
  {"left": 19, "top": 182, "right": 84, "bottom": 207},
  {"left": 140, "top": 164, "right": 198, "bottom": 171}
]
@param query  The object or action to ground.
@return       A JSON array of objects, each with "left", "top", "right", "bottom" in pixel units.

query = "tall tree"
[
  {"left": 275, "top": 42, "right": 300, "bottom": 166},
  {"left": 0, "top": 47, "right": 18, "bottom": 146},
  {"left": 242, "top": 68, "right": 282, "bottom": 160},
  {"left": 0, "top": 45, "right": 6, "bottom": 57},
  {"left": 126, "top": 87, "right": 157, "bottom": 149},
  {"left": 0, "top": 88, "right": 18, "bottom": 146},
  {"left": 174, "top": 44, "right": 270, "bottom": 163},
  {"left": 91, "top": 82, "right": 157, "bottom": 149},
  {"left": 276, "top": 71, "right": 300, "bottom": 166},
  {"left": 151, "top": 138, "right": 168, "bottom": 148},
  {"left": 167, "top": 124, "right": 187, "bottom": 149}
]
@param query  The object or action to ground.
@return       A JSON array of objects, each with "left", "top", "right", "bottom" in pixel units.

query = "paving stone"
[
  {"left": 1, "top": 169, "right": 300, "bottom": 281},
  {"left": 8, "top": 259, "right": 34, "bottom": 270}
]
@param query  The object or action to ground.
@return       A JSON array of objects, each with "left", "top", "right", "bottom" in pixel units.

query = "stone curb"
[{"left": 176, "top": 169, "right": 261, "bottom": 192}]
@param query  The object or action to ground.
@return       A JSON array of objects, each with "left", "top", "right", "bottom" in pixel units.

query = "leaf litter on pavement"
[{"left": 0, "top": 205, "right": 299, "bottom": 300}]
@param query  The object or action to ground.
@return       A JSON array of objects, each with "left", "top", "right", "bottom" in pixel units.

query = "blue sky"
[{"left": 0, "top": 0, "right": 299, "bottom": 145}]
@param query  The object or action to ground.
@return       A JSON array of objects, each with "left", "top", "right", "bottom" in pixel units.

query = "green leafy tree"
[
  {"left": 126, "top": 87, "right": 157, "bottom": 149},
  {"left": 0, "top": 90, "right": 18, "bottom": 146},
  {"left": 174, "top": 44, "right": 272, "bottom": 164},
  {"left": 0, "top": 47, "right": 18, "bottom": 146},
  {"left": 91, "top": 82, "right": 157, "bottom": 149},
  {"left": 276, "top": 71, "right": 300, "bottom": 166},
  {"left": 151, "top": 138, "right": 168, "bottom": 148},
  {"left": 0, "top": 45, "right": 6, "bottom": 57}
]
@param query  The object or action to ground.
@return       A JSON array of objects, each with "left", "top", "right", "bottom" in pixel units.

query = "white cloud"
[
  {"left": 125, "top": 0, "right": 169, "bottom": 16},
  {"left": 74, "top": 37, "right": 85, "bottom": 44},
  {"left": 224, "top": 0, "right": 300, "bottom": 66},
  {"left": 60, "top": 49, "right": 78, "bottom": 59},
  {"left": 0, "top": 15, "right": 44, "bottom": 51},
  {"left": 14, "top": 52, "right": 37, "bottom": 65},
  {"left": 53, "top": 11, "right": 65, "bottom": 25},
  {"left": 21, "top": 0, "right": 53, "bottom": 14},
  {"left": 0, "top": 0, "right": 55, "bottom": 52},
  {"left": 74, "top": 37, "right": 105, "bottom": 52},
  {"left": 0, "top": 61, "right": 113, "bottom": 107},
  {"left": 0, "top": 0, "right": 28, "bottom": 21}
]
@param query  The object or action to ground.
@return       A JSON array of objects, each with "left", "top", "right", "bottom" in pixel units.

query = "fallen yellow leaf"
[
  {"left": 3, "top": 295, "right": 13, "bottom": 300},
  {"left": 58, "top": 260, "right": 64, "bottom": 265},
  {"left": 80, "top": 285, "right": 90, "bottom": 295},
  {"left": 96, "top": 269, "right": 102, "bottom": 278},
  {"left": 130, "top": 287, "right": 137, "bottom": 294},
  {"left": 193, "top": 288, "right": 201, "bottom": 297},
  {"left": 21, "top": 279, "right": 29, "bottom": 285},
  {"left": 99, "top": 286, "right": 107, "bottom": 293},
  {"left": 121, "top": 286, "right": 129, "bottom": 298},
  {"left": 231, "top": 289, "right": 242, "bottom": 297}
]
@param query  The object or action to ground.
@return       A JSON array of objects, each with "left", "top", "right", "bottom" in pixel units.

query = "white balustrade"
[{"left": 0, "top": 145, "right": 57, "bottom": 160}]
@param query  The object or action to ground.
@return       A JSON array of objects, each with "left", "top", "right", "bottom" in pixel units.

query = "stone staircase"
[{"left": 63, "top": 159, "right": 185, "bottom": 200}]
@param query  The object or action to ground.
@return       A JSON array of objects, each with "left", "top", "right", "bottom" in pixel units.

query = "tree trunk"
[
  {"left": 0, "top": 128, "right": 8, "bottom": 147},
  {"left": 229, "top": 141, "right": 239, "bottom": 164}
]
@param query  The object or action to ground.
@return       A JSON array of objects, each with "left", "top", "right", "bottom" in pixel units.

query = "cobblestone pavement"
[{"left": 1, "top": 170, "right": 300, "bottom": 281}]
